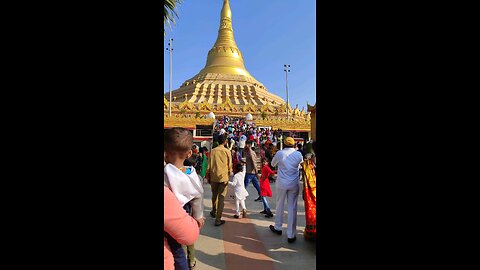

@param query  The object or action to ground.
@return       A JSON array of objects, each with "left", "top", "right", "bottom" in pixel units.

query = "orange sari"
[{"left": 302, "top": 159, "right": 316, "bottom": 240}]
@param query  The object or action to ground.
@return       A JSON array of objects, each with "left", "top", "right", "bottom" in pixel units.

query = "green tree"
[{"left": 164, "top": 0, "right": 183, "bottom": 36}]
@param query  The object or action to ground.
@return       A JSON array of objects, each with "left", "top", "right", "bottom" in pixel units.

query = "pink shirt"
[{"left": 164, "top": 187, "right": 200, "bottom": 270}]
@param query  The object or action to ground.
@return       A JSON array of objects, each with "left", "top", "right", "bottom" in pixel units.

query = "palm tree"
[{"left": 164, "top": 0, "right": 183, "bottom": 36}]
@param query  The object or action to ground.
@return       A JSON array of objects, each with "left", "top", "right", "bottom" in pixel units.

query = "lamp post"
[
  {"left": 166, "top": 38, "right": 173, "bottom": 116},
  {"left": 284, "top": 64, "right": 291, "bottom": 120}
]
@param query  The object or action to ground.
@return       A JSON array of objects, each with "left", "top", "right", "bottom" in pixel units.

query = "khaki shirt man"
[
  {"left": 207, "top": 144, "right": 232, "bottom": 182},
  {"left": 206, "top": 138, "right": 233, "bottom": 226}
]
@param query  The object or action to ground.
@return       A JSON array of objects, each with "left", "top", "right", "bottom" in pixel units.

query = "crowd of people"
[
  {"left": 164, "top": 117, "right": 316, "bottom": 270},
  {"left": 212, "top": 115, "right": 288, "bottom": 158}
]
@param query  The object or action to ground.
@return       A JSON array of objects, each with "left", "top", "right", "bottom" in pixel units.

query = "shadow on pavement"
[{"left": 194, "top": 249, "right": 226, "bottom": 270}]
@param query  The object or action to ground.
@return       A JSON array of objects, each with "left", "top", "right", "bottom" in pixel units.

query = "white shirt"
[
  {"left": 228, "top": 170, "right": 249, "bottom": 200},
  {"left": 239, "top": 135, "right": 247, "bottom": 148},
  {"left": 271, "top": 148, "right": 303, "bottom": 190}
]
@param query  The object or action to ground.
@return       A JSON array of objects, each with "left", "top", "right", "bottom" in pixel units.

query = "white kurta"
[
  {"left": 271, "top": 148, "right": 304, "bottom": 190},
  {"left": 270, "top": 148, "right": 304, "bottom": 238},
  {"left": 228, "top": 171, "right": 249, "bottom": 200}
]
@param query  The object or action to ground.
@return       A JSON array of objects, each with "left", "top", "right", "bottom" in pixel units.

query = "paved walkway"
[{"left": 193, "top": 179, "right": 316, "bottom": 270}]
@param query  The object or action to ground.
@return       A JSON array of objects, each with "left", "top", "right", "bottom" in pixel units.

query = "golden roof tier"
[{"left": 165, "top": 0, "right": 286, "bottom": 108}]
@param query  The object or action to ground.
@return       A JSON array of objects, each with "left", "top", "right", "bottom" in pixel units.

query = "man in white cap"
[{"left": 269, "top": 137, "right": 304, "bottom": 243}]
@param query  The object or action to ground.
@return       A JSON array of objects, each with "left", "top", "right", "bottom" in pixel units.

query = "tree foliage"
[{"left": 164, "top": 0, "right": 183, "bottom": 36}]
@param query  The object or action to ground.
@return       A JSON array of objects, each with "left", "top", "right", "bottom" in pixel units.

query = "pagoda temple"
[{"left": 164, "top": 0, "right": 312, "bottom": 136}]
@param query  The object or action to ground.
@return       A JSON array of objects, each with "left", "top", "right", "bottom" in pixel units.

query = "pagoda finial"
[
  {"left": 221, "top": 0, "right": 232, "bottom": 20},
  {"left": 214, "top": 0, "right": 237, "bottom": 49},
  {"left": 196, "top": 0, "right": 253, "bottom": 78}
]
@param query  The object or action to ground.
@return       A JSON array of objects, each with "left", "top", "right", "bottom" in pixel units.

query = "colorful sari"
[{"left": 302, "top": 159, "right": 316, "bottom": 240}]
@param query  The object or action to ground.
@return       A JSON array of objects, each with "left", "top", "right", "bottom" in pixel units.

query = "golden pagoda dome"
[
  {"left": 164, "top": 1, "right": 312, "bottom": 135},
  {"left": 165, "top": 0, "right": 286, "bottom": 113}
]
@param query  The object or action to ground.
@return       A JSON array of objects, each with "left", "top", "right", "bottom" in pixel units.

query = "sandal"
[{"left": 189, "top": 260, "right": 196, "bottom": 269}]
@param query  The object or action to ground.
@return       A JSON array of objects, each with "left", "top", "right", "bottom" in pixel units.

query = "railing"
[{"left": 196, "top": 129, "right": 213, "bottom": 137}]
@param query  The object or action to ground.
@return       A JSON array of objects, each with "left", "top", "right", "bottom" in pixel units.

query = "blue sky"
[{"left": 164, "top": 0, "right": 316, "bottom": 111}]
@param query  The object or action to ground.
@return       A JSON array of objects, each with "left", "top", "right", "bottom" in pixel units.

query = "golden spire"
[
  {"left": 220, "top": 0, "right": 232, "bottom": 22},
  {"left": 198, "top": 0, "right": 252, "bottom": 77}
]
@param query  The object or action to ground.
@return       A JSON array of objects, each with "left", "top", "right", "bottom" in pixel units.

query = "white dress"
[{"left": 228, "top": 171, "right": 249, "bottom": 200}]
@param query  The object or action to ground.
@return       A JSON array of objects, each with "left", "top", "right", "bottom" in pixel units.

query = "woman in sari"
[{"left": 301, "top": 144, "right": 316, "bottom": 240}]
